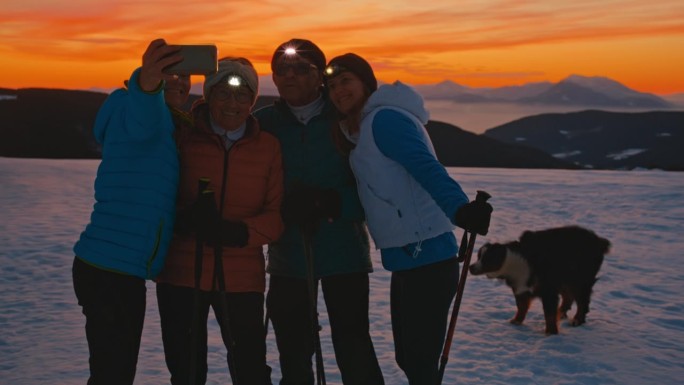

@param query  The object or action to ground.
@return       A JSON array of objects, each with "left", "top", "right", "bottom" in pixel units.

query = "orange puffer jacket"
[{"left": 156, "top": 102, "right": 284, "bottom": 293}]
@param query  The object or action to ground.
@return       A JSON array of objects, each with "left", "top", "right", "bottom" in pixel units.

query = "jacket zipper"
[{"left": 147, "top": 219, "right": 164, "bottom": 277}]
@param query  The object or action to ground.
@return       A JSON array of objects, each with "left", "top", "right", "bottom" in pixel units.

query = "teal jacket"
[
  {"left": 73, "top": 68, "right": 180, "bottom": 280},
  {"left": 254, "top": 95, "right": 372, "bottom": 279}
]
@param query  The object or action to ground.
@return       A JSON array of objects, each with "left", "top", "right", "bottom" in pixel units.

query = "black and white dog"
[{"left": 469, "top": 226, "right": 610, "bottom": 335}]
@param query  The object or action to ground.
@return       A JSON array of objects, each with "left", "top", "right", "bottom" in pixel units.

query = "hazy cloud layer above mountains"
[{"left": 2, "top": 0, "right": 683, "bottom": 92}]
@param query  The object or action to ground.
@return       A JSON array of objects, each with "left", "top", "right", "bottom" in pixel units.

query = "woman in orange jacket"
[{"left": 156, "top": 57, "right": 284, "bottom": 385}]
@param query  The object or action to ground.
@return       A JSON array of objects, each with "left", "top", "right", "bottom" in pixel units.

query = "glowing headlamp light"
[
  {"left": 226, "top": 74, "right": 244, "bottom": 87},
  {"left": 212, "top": 73, "right": 254, "bottom": 103},
  {"left": 324, "top": 64, "right": 347, "bottom": 78},
  {"left": 284, "top": 47, "right": 297, "bottom": 56}
]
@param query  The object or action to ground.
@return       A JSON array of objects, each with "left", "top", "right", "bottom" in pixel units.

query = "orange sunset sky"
[{"left": 1, "top": 0, "right": 683, "bottom": 95}]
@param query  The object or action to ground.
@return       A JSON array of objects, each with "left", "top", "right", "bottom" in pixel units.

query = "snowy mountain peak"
[
  {"left": 561, "top": 74, "right": 636, "bottom": 98},
  {"left": 411, "top": 73, "right": 673, "bottom": 107}
]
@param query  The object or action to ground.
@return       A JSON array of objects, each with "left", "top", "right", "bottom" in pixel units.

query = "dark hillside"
[
  {"left": 426, "top": 121, "right": 573, "bottom": 169},
  {"left": 484, "top": 110, "right": 684, "bottom": 170},
  {"left": 2, "top": 88, "right": 679, "bottom": 171},
  {"left": 0, "top": 88, "right": 106, "bottom": 158}
]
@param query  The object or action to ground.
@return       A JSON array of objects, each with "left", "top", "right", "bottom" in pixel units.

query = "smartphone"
[{"left": 163, "top": 44, "right": 218, "bottom": 76}]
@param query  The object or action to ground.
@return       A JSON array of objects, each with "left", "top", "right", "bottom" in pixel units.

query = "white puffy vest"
[{"left": 349, "top": 106, "right": 454, "bottom": 249}]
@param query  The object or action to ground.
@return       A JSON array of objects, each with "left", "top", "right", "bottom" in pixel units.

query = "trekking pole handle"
[
  {"left": 457, "top": 190, "right": 491, "bottom": 261},
  {"left": 475, "top": 190, "right": 491, "bottom": 203},
  {"left": 198, "top": 177, "right": 210, "bottom": 194}
]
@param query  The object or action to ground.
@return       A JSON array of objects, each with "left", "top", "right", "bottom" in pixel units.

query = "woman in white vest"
[{"left": 324, "top": 53, "right": 492, "bottom": 385}]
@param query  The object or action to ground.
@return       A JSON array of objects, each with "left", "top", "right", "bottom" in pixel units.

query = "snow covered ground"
[{"left": 2, "top": 157, "right": 683, "bottom": 384}]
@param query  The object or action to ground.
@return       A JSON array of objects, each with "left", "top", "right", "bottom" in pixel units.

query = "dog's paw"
[{"left": 570, "top": 318, "right": 586, "bottom": 327}]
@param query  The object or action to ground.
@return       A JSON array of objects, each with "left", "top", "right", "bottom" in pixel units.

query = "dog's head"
[
  {"left": 470, "top": 241, "right": 533, "bottom": 295},
  {"left": 469, "top": 242, "right": 508, "bottom": 277}
]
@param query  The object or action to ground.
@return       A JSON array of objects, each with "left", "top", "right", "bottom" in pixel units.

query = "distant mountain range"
[
  {"left": 188, "top": 73, "right": 682, "bottom": 109},
  {"left": 412, "top": 74, "right": 676, "bottom": 108},
  {"left": 1, "top": 87, "right": 682, "bottom": 170}
]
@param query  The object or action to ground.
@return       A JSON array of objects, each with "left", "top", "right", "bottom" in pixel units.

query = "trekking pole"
[
  {"left": 264, "top": 309, "right": 270, "bottom": 339},
  {"left": 302, "top": 224, "right": 326, "bottom": 385},
  {"left": 436, "top": 190, "right": 491, "bottom": 385},
  {"left": 189, "top": 178, "right": 210, "bottom": 385},
  {"left": 213, "top": 232, "right": 239, "bottom": 381},
  {"left": 203, "top": 189, "right": 239, "bottom": 382}
]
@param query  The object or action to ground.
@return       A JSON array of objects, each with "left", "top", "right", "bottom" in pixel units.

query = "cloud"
[{"left": 1, "top": 0, "right": 683, "bottom": 92}]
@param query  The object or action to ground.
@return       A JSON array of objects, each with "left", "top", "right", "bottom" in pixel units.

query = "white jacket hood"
[{"left": 362, "top": 81, "right": 429, "bottom": 125}]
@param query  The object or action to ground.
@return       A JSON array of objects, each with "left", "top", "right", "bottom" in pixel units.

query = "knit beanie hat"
[
  {"left": 203, "top": 57, "right": 259, "bottom": 100},
  {"left": 325, "top": 53, "right": 377, "bottom": 92},
  {"left": 270, "top": 38, "right": 326, "bottom": 71}
]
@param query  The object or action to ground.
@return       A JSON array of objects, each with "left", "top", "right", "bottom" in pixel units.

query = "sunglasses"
[
  {"left": 274, "top": 62, "right": 318, "bottom": 76},
  {"left": 212, "top": 87, "right": 253, "bottom": 104}
]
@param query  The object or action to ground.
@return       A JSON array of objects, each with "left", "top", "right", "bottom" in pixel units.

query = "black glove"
[
  {"left": 281, "top": 187, "right": 341, "bottom": 227},
  {"left": 174, "top": 191, "right": 218, "bottom": 237},
  {"left": 454, "top": 199, "right": 493, "bottom": 236},
  {"left": 207, "top": 220, "right": 249, "bottom": 248}
]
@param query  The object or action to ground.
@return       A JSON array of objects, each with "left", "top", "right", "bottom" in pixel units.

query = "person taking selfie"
[{"left": 73, "top": 38, "right": 191, "bottom": 385}]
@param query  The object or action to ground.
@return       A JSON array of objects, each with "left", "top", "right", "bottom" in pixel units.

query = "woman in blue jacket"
[
  {"left": 72, "top": 39, "right": 190, "bottom": 385},
  {"left": 324, "top": 53, "right": 492, "bottom": 385}
]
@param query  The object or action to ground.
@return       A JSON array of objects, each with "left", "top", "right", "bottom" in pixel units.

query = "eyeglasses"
[
  {"left": 274, "top": 62, "right": 318, "bottom": 76},
  {"left": 212, "top": 87, "right": 253, "bottom": 104}
]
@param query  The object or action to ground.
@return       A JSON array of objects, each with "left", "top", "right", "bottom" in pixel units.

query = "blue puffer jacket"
[
  {"left": 254, "top": 95, "right": 372, "bottom": 279},
  {"left": 73, "top": 68, "right": 180, "bottom": 280}
]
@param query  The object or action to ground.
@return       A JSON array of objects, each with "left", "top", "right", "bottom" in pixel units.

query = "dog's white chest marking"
[{"left": 487, "top": 251, "right": 532, "bottom": 295}]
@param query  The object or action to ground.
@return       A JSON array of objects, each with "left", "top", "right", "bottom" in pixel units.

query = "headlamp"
[
  {"left": 324, "top": 64, "right": 347, "bottom": 78},
  {"left": 212, "top": 73, "right": 254, "bottom": 103},
  {"left": 226, "top": 74, "right": 244, "bottom": 87},
  {"left": 284, "top": 47, "right": 297, "bottom": 56}
]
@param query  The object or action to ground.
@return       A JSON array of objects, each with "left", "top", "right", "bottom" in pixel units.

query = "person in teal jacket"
[
  {"left": 254, "top": 38, "right": 384, "bottom": 385},
  {"left": 72, "top": 38, "right": 191, "bottom": 385}
]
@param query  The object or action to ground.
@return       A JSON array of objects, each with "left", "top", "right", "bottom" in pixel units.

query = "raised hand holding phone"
[
  {"left": 139, "top": 39, "right": 183, "bottom": 92},
  {"left": 138, "top": 40, "right": 218, "bottom": 92}
]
